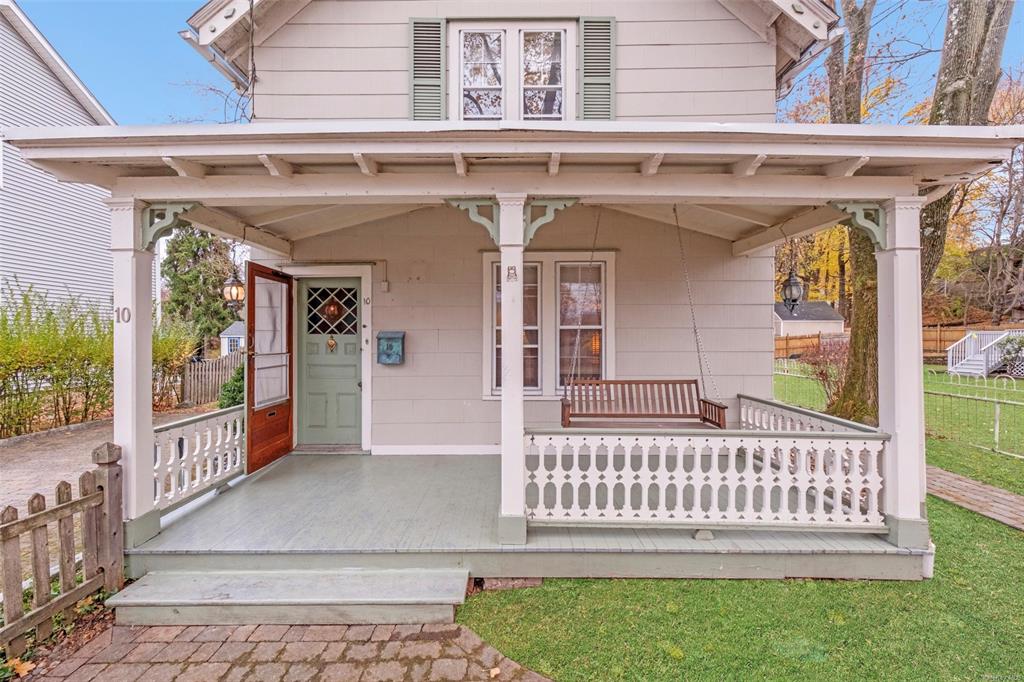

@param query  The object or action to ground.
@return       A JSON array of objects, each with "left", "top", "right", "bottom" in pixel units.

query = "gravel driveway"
[{"left": 0, "top": 407, "right": 213, "bottom": 513}]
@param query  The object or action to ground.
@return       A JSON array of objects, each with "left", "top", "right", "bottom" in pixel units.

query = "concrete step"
[{"left": 107, "top": 569, "right": 469, "bottom": 626}]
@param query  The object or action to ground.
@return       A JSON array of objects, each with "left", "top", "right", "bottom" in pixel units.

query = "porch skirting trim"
[{"left": 370, "top": 445, "right": 501, "bottom": 455}]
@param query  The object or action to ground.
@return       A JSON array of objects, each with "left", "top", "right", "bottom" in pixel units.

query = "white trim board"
[{"left": 280, "top": 264, "right": 373, "bottom": 454}]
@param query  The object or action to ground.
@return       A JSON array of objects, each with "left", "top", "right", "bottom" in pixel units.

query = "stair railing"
[
  {"left": 946, "top": 333, "right": 979, "bottom": 372},
  {"left": 979, "top": 332, "right": 1011, "bottom": 375}
]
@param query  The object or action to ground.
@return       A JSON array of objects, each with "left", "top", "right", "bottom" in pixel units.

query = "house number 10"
[{"left": 114, "top": 307, "right": 132, "bottom": 323}]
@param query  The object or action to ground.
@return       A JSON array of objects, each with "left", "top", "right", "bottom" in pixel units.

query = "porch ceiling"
[{"left": 6, "top": 120, "right": 1023, "bottom": 253}]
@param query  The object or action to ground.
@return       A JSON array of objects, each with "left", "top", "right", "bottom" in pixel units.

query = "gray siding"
[
  {"left": 0, "top": 13, "right": 112, "bottom": 309},
  {"left": 282, "top": 206, "right": 774, "bottom": 448},
  {"left": 253, "top": 0, "right": 776, "bottom": 122}
]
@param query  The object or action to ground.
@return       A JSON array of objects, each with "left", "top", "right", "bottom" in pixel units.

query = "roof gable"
[
  {"left": 0, "top": 0, "right": 113, "bottom": 125},
  {"left": 774, "top": 301, "right": 845, "bottom": 321}
]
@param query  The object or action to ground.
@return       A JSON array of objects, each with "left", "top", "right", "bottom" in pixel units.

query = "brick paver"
[
  {"left": 31, "top": 624, "right": 550, "bottom": 681},
  {"left": 928, "top": 465, "right": 1024, "bottom": 530}
]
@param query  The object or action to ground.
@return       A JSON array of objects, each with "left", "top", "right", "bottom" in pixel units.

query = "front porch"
[
  {"left": 127, "top": 449, "right": 928, "bottom": 581},
  {"left": 9, "top": 120, "right": 1022, "bottom": 596}
]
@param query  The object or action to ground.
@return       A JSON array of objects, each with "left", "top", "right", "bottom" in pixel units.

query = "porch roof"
[{"left": 6, "top": 120, "right": 1023, "bottom": 256}]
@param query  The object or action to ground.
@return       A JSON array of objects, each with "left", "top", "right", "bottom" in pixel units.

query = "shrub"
[
  {"left": 152, "top": 319, "right": 200, "bottom": 408},
  {"left": 0, "top": 287, "right": 114, "bottom": 437},
  {"left": 997, "top": 335, "right": 1024, "bottom": 363},
  {"left": 801, "top": 337, "right": 849, "bottom": 412},
  {"left": 218, "top": 364, "right": 245, "bottom": 408}
]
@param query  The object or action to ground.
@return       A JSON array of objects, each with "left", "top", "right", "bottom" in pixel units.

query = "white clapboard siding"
[
  {"left": 253, "top": 0, "right": 776, "bottom": 122},
  {"left": 263, "top": 203, "right": 774, "bottom": 447},
  {"left": 0, "top": 14, "right": 113, "bottom": 310}
]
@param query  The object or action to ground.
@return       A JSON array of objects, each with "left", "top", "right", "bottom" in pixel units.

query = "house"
[
  {"left": 773, "top": 301, "right": 845, "bottom": 337},
  {"left": 218, "top": 319, "right": 244, "bottom": 355},
  {"left": 0, "top": 0, "right": 115, "bottom": 308},
  {"left": 7, "top": 0, "right": 1024, "bottom": 624}
]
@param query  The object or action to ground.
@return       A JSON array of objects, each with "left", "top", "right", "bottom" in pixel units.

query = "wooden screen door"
[{"left": 246, "top": 262, "right": 294, "bottom": 473}]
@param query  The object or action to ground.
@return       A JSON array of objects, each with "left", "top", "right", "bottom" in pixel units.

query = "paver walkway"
[
  {"left": 927, "top": 465, "right": 1024, "bottom": 531},
  {"left": 29, "top": 623, "right": 550, "bottom": 681}
]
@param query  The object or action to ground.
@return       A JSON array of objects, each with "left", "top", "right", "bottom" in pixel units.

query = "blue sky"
[{"left": 17, "top": 0, "right": 1024, "bottom": 126}]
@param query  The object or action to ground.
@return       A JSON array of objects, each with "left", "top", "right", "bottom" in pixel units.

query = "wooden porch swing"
[{"left": 560, "top": 207, "right": 727, "bottom": 429}]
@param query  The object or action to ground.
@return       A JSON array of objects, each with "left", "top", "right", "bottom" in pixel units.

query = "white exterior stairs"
[
  {"left": 947, "top": 330, "right": 1024, "bottom": 376},
  {"left": 107, "top": 569, "right": 469, "bottom": 626}
]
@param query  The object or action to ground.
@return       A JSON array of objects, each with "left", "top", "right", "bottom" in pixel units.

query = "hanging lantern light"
[
  {"left": 781, "top": 270, "right": 804, "bottom": 315},
  {"left": 222, "top": 274, "right": 245, "bottom": 311}
]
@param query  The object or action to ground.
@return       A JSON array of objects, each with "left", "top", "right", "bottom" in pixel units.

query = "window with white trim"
[
  {"left": 494, "top": 262, "right": 541, "bottom": 390},
  {"left": 452, "top": 22, "right": 575, "bottom": 121},
  {"left": 484, "top": 252, "right": 614, "bottom": 398},
  {"left": 558, "top": 263, "right": 604, "bottom": 387}
]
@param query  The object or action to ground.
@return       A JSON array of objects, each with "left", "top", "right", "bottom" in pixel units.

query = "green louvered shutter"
[
  {"left": 578, "top": 17, "right": 615, "bottom": 120},
  {"left": 409, "top": 18, "right": 447, "bottom": 120}
]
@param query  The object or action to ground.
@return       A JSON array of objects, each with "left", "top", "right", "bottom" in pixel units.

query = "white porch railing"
[
  {"left": 152, "top": 406, "right": 246, "bottom": 511},
  {"left": 524, "top": 425, "right": 888, "bottom": 531},
  {"left": 738, "top": 395, "right": 877, "bottom": 433}
]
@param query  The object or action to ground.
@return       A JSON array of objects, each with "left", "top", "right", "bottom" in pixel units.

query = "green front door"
[{"left": 298, "top": 278, "right": 362, "bottom": 445}]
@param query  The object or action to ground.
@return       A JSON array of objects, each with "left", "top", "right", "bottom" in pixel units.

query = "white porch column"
[
  {"left": 106, "top": 198, "right": 157, "bottom": 546},
  {"left": 876, "top": 196, "right": 929, "bottom": 549},
  {"left": 497, "top": 193, "right": 528, "bottom": 544}
]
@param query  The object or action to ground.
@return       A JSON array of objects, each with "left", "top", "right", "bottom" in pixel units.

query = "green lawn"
[
  {"left": 926, "top": 438, "right": 1024, "bottom": 497},
  {"left": 773, "top": 370, "right": 1024, "bottom": 461},
  {"left": 458, "top": 498, "right": 1024, "bottom": 681}
]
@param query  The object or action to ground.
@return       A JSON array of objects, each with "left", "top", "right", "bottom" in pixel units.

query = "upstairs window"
[{"left": 452, "top": 22, "right": 575, "bottom": 121}]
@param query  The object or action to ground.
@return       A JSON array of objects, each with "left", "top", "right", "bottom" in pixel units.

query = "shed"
[
  {"left": 773, "top": 301, "right": 845, "bottom": 337},
  {"left": 219, "top": 320, "right": 244, "bottom": 355}
]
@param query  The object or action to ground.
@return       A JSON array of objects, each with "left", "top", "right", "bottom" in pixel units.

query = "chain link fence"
[{"left": 773, "top": 361, "right": 1024, "bottom": 459}]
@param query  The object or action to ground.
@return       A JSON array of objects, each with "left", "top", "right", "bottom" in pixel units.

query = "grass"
[
  {"left": 773, "top": 369, "right": 1024, "bottom": 458},
  {"left": 458, "top": 498, "right": 1024, "bottom": 681},
  {"left": 926, "top": 438, "right": 1024, "bottom": 497}
]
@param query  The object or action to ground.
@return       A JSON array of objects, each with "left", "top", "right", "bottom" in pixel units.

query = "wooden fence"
[
  {"left": 183, "top": 350, "right": 243, "bottom": 406},
  {"left": 774, "top": 333, "right": 848, "bottom": 359},
  {"left": 1, "top": 444, "right": 123, "bottom": 658},
  {"left": 776, "top": 325, "right": 1024, "bottom": 359}
]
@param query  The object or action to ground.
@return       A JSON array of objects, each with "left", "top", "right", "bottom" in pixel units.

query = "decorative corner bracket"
[
  {"left": 447, "top": 199, "right": 498, "bottom": 244},
  {"left": 141, "top": 202, "right": 197, "bottom": 252},
  {"left": 833, "top": 202, "right": 886, "bottom": 251},
  {"left": 524, "top": 199, "right": 576, "bottom": 246},
  {"left": 449, "top": 197, "right": 578, "bottom": 246}
]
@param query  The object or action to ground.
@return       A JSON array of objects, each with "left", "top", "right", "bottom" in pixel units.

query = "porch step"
[{"left": 107, "top": 569, "right": 468, "bottom": 626}]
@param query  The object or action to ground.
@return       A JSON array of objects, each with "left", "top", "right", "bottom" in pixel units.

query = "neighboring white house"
[
  {"left": 8, "top": 0, "right": 1024, "bottom": 621},
  {"left": 0, "top": 0, "right": 114, "bottom": 308},
  {"left": 773, "top": 301, "right": 846, "bottom": 337},
  {"left": 218, "top": 319, "right": 244, "bottom": 355}
]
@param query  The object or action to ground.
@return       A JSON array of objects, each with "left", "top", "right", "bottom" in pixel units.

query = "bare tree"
[{"left": 920, "top": 0, "right": 1014, "bottom": 287}]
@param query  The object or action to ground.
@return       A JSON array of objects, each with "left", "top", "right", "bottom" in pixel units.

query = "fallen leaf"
[
  {"left": 490, "top": 667, "right": 501, "bottom": 678},
  {"left": 10, "top": 658, "right": 36, "bottom": 678}
]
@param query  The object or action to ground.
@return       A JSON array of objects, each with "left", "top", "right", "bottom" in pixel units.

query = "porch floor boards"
[{"left": 136, "top": 454, "right": 913, "bottom": 557}]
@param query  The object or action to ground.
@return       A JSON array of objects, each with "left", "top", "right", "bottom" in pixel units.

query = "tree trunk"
[
  {"left": 830, "top": 229, "right": 880, "bottom": 423},
  {"left": 837, "top": 242, "right": 848, "bottom": 317},
  {"left": 919, "top": 0, "right": 1013, "bottom": 289},
  {"left": 826, "top": 0, "right": 878, "bottom": 422}
]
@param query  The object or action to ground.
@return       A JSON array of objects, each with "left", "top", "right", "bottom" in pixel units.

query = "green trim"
[
  {"left": 409, "top": 18, "right": 447, "bottom": 120},
  {"left": 141, "top": 202, "right": 196, "bottom": 251},
  {"left": 525, "top": 199, "right": 577, "bottom": 245},
  {"left": 448, "top": 198, "right": 498, "bottom": 243},
  {"left": 834, "top": 202, "right": 887, "bottom": 250},
  {"left": 578, "top": 17, "right": 616, "bottom": 120}
]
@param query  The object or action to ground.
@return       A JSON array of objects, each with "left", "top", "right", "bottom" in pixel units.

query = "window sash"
[
  {"left": 453, "top": 22, "right": 573, "bottom": 122},
  {"left": 557, "top": 262, "right": 605, "bottom": 387},
  {"left": 493, "top": 263, "right": 541, "bottom": 391}
]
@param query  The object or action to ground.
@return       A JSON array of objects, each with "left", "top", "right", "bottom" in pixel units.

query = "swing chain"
[
  {"left": 567, "top": 207, "right": 604, "bottom": 394},
  {"left": 673, "top": 206, "right": 721, "bottom": 402}
]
